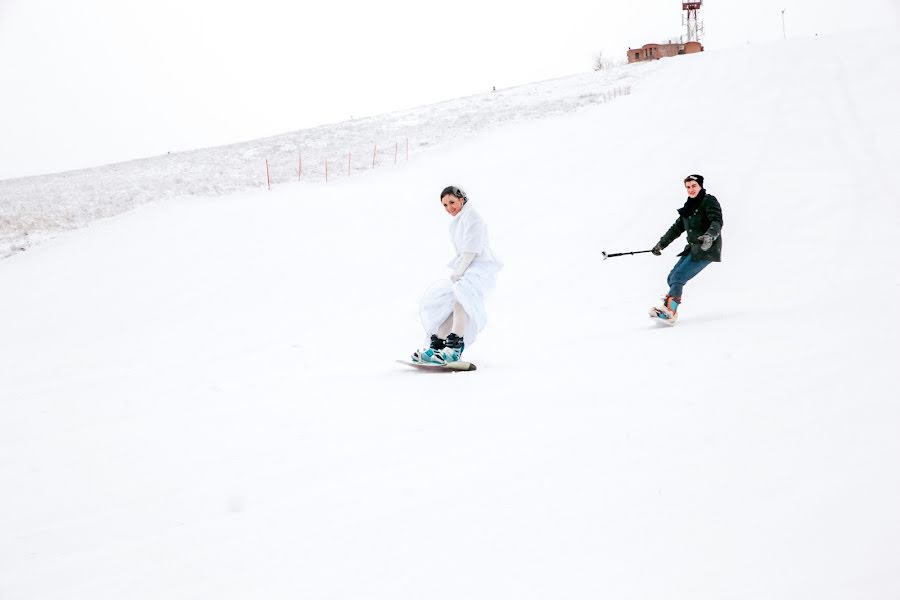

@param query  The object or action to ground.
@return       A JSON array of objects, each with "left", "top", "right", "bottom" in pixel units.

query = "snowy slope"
[
  {"left": 1, "top": 32, "right": 900, "bottom": 600},
  {"left": 0, "top": 65, "right": 643, "bottom": 258}
]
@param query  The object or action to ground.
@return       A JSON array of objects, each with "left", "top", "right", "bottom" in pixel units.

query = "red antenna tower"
[{"left": 682, "top": 1, "right": 704, "bottom": 43}]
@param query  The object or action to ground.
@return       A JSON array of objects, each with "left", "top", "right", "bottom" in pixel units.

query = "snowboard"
[
  {"left": 648, "top": 307, "right": 677, "bottom": 326},
  {"left": 396, "top": 359, "right": 477, "bottom": 372}
]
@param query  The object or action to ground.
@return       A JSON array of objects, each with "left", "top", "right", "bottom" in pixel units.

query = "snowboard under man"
[
  {"left": 412, "top": 186, "right": 502, "bottom": 364},
  {"left": 649, "top": 174, "right": 723, "bottom": 324}
]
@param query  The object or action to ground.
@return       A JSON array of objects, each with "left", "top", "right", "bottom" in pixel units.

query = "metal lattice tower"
[{"left": 682, "top": 1, "right": 704, "bottom": 43}]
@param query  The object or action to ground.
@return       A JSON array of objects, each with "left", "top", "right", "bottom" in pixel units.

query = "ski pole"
[{"left": 602, "top": 249, "right": 653, "bottom": 260}]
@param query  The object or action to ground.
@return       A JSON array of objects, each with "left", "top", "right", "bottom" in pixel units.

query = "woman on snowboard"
[
  {"left": 649, "top": 174, "right": 723, "bottom": 324},
  {"left": 412, "top": 186, "right": 502, "bottom": 364}
]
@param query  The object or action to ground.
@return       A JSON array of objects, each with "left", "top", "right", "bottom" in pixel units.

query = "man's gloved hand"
[
  {"left": 698, "top": 233, "right": 714, "bottom": 251},
  {"left": 651, "top": 243, "right": 663, "bottom": 256}
]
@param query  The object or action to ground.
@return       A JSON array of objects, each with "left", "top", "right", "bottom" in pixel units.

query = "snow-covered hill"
[
  {"left": 1, "top": 32, "right": 899, "bottom": 599},
  {"left": 0, "top": 65, "right": 642, "bottom": 258}
]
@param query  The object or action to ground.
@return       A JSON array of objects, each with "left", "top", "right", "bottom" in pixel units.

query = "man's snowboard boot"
[
  {"left": 649, "top": 295, "right": 679, "bottom": 325},
  {"left": 412, "top": 334, "right": 447, "bottom": 364},
  {"left": 439, "top": 333, "right": 465, "bottom": 363}
]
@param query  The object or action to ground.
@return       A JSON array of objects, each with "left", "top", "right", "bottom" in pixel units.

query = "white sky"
[{"left": 1, "top": 0, "right": 898, "bottom": 180}]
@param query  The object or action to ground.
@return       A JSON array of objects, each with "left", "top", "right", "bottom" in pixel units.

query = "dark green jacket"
[{"left": 659, "top": 192, "right": 723, "bottom": 262}]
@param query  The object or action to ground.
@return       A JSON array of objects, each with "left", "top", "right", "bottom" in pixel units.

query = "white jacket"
[{"left": 446, "top": 204, "right": 502, "bottom": 272}]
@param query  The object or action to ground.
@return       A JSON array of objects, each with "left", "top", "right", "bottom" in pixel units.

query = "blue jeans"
[{"left": 667, "top": 254, "right": 711, "bottom": 298}]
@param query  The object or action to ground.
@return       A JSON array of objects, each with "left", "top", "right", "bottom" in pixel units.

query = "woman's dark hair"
[{"left": 440, "top": 186, "right": 467, "bottom": 202}]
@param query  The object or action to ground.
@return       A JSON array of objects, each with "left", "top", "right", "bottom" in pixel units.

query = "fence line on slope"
[{"left": 0, "top": 85, "right": 632, "bottom": 257}]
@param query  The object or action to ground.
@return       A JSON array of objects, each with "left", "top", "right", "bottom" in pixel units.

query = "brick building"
[{"left": 627, "top": 40, "right": 703, "bottom": 64}]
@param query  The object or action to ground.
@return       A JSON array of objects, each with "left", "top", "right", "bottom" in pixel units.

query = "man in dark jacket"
[{"left": 649, "top": 174, "right": 723, "bottom": 324}]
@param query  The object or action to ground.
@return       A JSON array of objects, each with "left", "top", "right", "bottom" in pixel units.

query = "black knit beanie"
[{"left": 684, "top": 174, "right": 704, "bottom": 188}]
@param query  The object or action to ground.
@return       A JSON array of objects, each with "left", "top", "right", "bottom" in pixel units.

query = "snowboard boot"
[
  {"left": 649, "top": 295, "right": 680, "bottom": 324},
  {"left": 412, "top": 334, "right": 447, "bottom": 364},
  {"left": 439, "top": 333, "right": 465, "bottom": 363}
]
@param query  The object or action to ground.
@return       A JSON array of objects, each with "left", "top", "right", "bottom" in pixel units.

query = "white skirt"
[{"left": 419, "top": 260, "right": 500, "bottom": 346}]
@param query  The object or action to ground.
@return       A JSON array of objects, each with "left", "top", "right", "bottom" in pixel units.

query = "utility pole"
[{"left": 781, "top": 9, "right": 786, "bottom": 39}]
